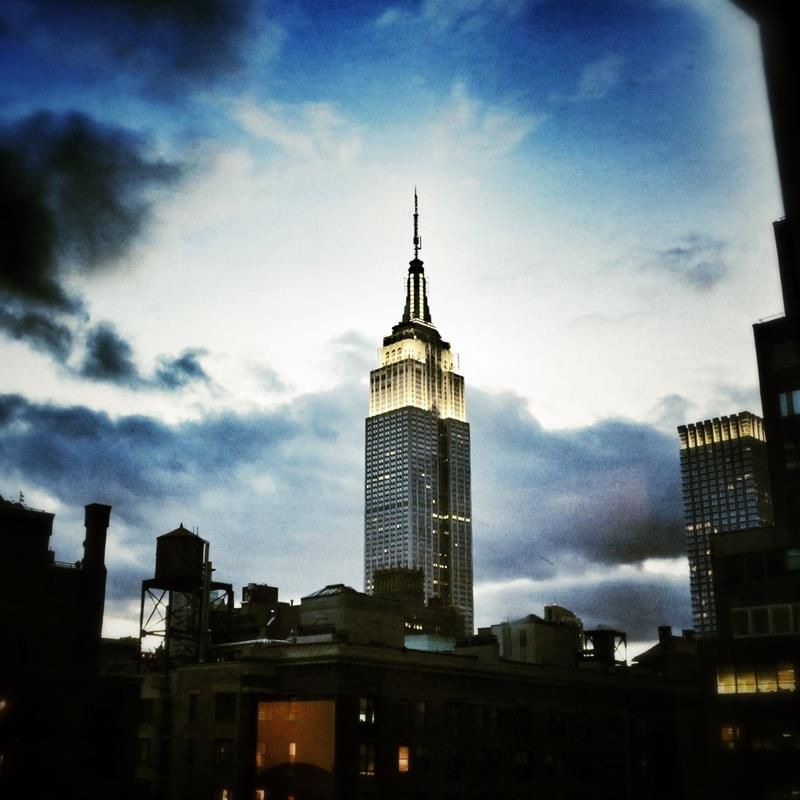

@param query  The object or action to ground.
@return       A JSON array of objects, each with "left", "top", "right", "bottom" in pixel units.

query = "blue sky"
[{"left": 0, "top": 0, "right": 783, "bottom": 650}]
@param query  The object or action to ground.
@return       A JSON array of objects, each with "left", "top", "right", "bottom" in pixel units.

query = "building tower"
[
  {"left": 677, "top": 411, "right": 773, "bottom": 636},
  {"left": 365, "top": 192, "right": 473, "bottom": 635}
]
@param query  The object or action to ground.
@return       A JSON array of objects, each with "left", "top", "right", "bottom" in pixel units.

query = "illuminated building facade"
[
  {"left": 364, "top": 194, "right": 473, "bottom": 634},
  {"left": 677, "top": 412, "right": 773, "bottom": 636}
]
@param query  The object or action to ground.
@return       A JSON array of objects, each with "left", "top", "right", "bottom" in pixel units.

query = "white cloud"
[
  {"left": 421, "top": 0, "right": 525, "bottom": 31},
  {"left": 235, "top": 98, "right": 363, "bottom": 163},
  {"left": 374, "top": 7, "right": 408, "bottom": 27},
  {"left": 376, "top": 0, "right": 525, "bottom": 33},
  {"left": 572, "top": 53, "right": 625, "bottom": 102},
  {"left": 429, "top": 80, "right": 545, "bottom": 162}
]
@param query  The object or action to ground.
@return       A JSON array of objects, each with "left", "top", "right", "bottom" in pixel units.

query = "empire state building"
[{"left": 364, "top": 194, "right": 473, "bottom": 635}]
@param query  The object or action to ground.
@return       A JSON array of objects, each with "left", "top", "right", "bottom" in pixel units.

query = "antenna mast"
[{"left": 413, "top": 188, "right": 422, "bottom": 258}]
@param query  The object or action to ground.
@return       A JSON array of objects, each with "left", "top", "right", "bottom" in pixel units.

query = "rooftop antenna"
[{"left": 413, "top": 187, "right": 422, "bottom": 259}]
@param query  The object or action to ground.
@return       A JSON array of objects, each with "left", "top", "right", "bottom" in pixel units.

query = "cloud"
[
  {"left": 377, "top": 0, "right": 525, "bottom": 33},
  {"left": 76, "top": 322, "right": 210, "bottom": 390},
  {"left": 235, "top": 99, "right": 363, "bottom": 163},
  {"left": 647, "top": 234, "right": 729, "bottom": 290},
  {"left": 155, "top": 350, "right": 210, "bottom": 390},
  {"left": 471, "top": 390, "right": 685, "bottom": 580},
  {"left": 79, "top": 323, "right": 140, "bottom": 385},
  {"left": 0, "top": 0, "right": 278, "bottom": 94},
  {"left": 375, "top": 7, "right": 408, "bottom": 27},
  {"left": 477, "top": 570, "right": 691, "bottom": 640},
  {"left": 430, "top": 81, "right": 545, "bottom": 162},
  {"left": 0, "top": 304, "right": 73, "bottom": 360},
  {"left": 0, "top": 111, "right": 207, "bottom": 389},
  {"left": 0, "top": 111, "right": 182, "bottom": 308},
  {"left": 571, "top": 53, "right": 625, "bottom": 102}
]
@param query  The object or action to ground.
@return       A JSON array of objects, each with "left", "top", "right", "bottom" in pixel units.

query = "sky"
[{"left": 0, "top": 0, "right": 784, "bottom": 652}]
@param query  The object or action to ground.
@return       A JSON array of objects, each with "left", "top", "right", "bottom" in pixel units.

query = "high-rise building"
[
  {"left": 677, "top": 412, "right": 773, "bottom": 636},
  {"left": 364, "top": 193, "right": 473, "bottom": 635}
]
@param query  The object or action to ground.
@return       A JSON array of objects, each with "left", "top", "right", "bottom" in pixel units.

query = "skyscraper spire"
[
  {"left": 402, "top": 189, "right": 432, "bottom": 324},
  {"left": 413, "top": 187, "right": 422, "bottom": 259}
]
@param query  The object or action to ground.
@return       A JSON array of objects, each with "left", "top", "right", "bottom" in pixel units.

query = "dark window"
[
  {"left": 752, "top": 608, "right": 770, "bottom": 636},
  {"left": 214, "top": 739, "right": 234, "bottom": 770},
  {"left": 214, "top": 693, "right": 237, "bottom": 723},
  {"left": 188, "top": 693, "right": 199, "bottom": 722},
  {"left": 359, "top": 743, "right": 375, "bottom": 776},
  {"left": 137, "top": 738, "right": 151, "bottom": 765},
  {"left": 140, "top": 698, "right": 154, "bottom": 723}
]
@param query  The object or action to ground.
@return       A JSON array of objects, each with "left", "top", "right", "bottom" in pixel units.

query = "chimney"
[
  {"left": 657, "top": 625, "right": 672, "bottom": 645},
  {"left": 83, "top": 503, "right": 111, "bottom": 572}
]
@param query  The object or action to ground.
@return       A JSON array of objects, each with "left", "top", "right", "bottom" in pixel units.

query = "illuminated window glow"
[
  {"left": 398, "top": 745, "right": 410, "bottom": 772},
  {"left": 716, "top": 664, "right": 796, "bottom": 694}
]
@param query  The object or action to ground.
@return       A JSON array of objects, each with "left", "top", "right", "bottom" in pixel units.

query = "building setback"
[
  {"left": 364, "top": 193, "right": 473, "bottom": 634},
  {"left": 677, "top": 412, "right": 773, "bottom": 636}
]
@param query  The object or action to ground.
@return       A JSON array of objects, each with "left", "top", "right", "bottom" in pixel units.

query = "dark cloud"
[
  {"left": 652, "top": 234, "right": 728, "bottom": 290},
  {"left": 471, "top": 390, "right": 684, "bottom": 579},
  {"left": 79, "top": 323, "right": 140, "bottom": 384},
  {"left": 77, "top": 323, "right": 210, "bottom": 390},
  {"left": 0, "top": 393, "right": 300, "bottom": 526},
  {"left": 546, "top": 579, "right": 691, "bottom": 642},
  {"left": 1, "top": 0, "right": 261, "bottom": 92},
  {"left": 0, "top": 304, "right": 73, "bottom": 360},
  {"left": 0, "top": 111, "right": 182, "bottom": 310},
  {"left": 155, "top": 350, "right": 209, "bottom": 390}
]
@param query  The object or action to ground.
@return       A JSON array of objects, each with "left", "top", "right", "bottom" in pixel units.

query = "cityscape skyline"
[{"left": 0, "top": 0, "right": 785, "bottom": 652}]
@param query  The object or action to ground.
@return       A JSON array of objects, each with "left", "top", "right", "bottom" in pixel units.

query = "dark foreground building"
[
  {"left": 0, "top": 496, "right": 140, "bottom": 798},
  {"left": 137, "top": 633, "right": 701, "bottom": 800},
  {"left": 687, "top": 4, "right": 800, "bottom": 798},
  {"left": 134, "top": 526, "right": 704, "bottom": 800}
]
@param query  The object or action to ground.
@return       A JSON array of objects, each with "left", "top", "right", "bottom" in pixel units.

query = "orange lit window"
[
  {"left": 720, "top": 725, "right": 740, "bottom": 749},
  {"left": 398, "top": 745, "right": 410, "bottom": 773},
  {"left": 288, "top": 742, "right": 296, "bottom": 763}
]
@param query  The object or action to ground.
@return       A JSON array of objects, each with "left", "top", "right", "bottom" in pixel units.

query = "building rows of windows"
[
  {"left": 716, "top": 663, "right": 796, "bottom": 694},
  {"left": 731, "top": 603, "right": 800, "bottom": 637}
]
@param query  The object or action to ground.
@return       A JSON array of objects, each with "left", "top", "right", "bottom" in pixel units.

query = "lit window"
[
  {"left": 398, "top": 745, "right": 410, "bottom": 773},
  {"left": 720, "top": 725, "right": 741, "bottom": 749},
  {"left": 288, "top": 742, "right": 296, "bottom": 763},
  {"left": 778, "top": 664, "right": 796, "bottom": 691},
  {"left": 359, "top": 697, "right": 375, "bottom": 725},
  {"left": 716, "top": 668, "right": 736, "bottom": 694}
]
